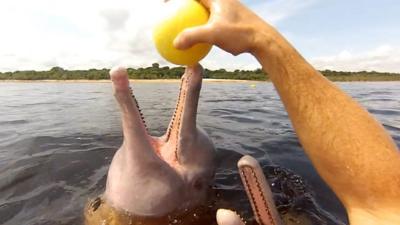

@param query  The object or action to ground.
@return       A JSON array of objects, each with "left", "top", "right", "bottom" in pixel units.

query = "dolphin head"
[{"left": 103, "top": 64, "right": 216, "bottom": 217}]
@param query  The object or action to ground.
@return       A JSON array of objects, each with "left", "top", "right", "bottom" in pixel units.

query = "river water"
[{"left": 0, "top": 81, "right": 399, "bottom": 225}]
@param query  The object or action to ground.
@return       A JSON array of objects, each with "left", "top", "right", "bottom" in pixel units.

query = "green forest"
[{"left": 1, "top": 63, "right": 399, "bottom": 81}]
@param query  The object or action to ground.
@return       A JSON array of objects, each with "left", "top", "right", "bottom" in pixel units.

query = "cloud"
[
  {"left": 311, "top": 45, "right": 400, "bottom": 73},
  {"left": 100, "top": 9, "right": 130, "bottom": 32},
  {"left": 0, "top": 0, "right": 165, "bottom": 71},
  {"left": 0, "top": 0, "right": 321, "bottom": 72},
  {"left": 251, "top": 0, "right": 318, "bottom": 25},
  {"left": 1, "top": 0, "right": 399, "bottom": 73}
]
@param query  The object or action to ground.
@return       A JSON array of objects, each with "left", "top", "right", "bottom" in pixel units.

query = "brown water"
[{"left": 0, "top": 81, "right": 399, "bottom": 225}]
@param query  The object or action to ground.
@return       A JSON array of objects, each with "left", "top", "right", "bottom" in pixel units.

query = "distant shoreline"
[
  {"left": 1, "top": 65, "right": 399, "bottom": 82},
  {"left": 1, "top": 79, "right": 399, "bottom": 83},
  {"left": 0, "top": 79, "right": 264, "bottom": 83}
]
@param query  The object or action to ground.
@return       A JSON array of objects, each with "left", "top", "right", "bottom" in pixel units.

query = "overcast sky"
[{"left": 0, "top": 0, "right": 399, "bottom": 72}]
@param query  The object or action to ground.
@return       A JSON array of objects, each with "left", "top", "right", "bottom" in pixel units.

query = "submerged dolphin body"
[{"left": 99, "top": 65, "right": 216, "bottom": 219}]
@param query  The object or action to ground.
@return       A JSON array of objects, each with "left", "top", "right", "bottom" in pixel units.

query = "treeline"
[
  {"left": 319, "top": 70, "right": 400, "bottom": 81},
  {"left": 0, "top": 63, "right": 399, "bottom": 81}
]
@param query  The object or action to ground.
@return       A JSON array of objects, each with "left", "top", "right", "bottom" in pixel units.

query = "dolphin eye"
[{"left": 193, "top": 179, "right": 204, "bottom": 191}]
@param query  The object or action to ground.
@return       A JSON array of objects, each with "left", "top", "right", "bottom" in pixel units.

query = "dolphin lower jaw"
[
  {"left": 163, "top": 67, "right": 203, "bottom": 164},
  {"left": 238, "top": 156, "right": 283, "bottom": 225}
]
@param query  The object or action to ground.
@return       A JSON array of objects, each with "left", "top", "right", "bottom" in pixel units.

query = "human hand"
[
  {"left": 173, "top": 0, "right": 272, "bottom": 56},
  {"left": 216, "top": 155, "right": 283, "bottom": 225}
]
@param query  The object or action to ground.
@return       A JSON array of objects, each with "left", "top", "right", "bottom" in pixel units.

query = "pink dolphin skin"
[
  {"left": 217, "top": 155, "right": 283, "bottom": 225},
  {"left": 104, "top": 64, "right": 217, "bottom": 218}
]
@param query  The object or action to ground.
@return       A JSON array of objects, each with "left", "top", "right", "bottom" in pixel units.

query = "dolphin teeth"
[
  {"left": 240, "top": 166, "right": 279, "bottom": 225},
  {"left": 129, "top": 86, "right": 148, "bottom": 131},
  {"left": 165, "top": 76, "right": 185, "bottom": 141}
]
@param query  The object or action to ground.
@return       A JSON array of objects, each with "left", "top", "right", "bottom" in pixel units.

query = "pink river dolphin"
[{"left": 105, "top": 64, "right": 217, "bottom": 216}]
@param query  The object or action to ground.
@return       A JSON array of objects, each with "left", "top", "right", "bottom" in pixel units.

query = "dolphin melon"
[{"left": 153, "top": 0, "right": 212, "bottom": 66}]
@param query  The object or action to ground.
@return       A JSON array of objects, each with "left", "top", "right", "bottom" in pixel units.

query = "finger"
[
  {"left": 173, "top": 24, "right": 214, "bottom": 49},
  {"left": 199, "top": 0, "right": 212, "bottom": 9},
  {"left": 238, "top": 155, "right": 283, "bottom": 225},
  {"left": 216, "top": 209, "right": 245, "bottom": 225}
]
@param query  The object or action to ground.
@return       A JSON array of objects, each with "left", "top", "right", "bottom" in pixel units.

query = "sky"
[{"left": 0, "top": 0, "right": 399, "bottom": 73}]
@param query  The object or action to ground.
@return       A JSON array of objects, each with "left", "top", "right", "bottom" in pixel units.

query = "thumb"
[
  {"left": 174, "top": 24, "right": 213, "bottom": 49},
  {"left": 216, "top": 209, "right": 245, "bottom": 225}
]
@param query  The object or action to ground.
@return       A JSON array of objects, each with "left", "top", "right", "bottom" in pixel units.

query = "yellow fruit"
[{"left": 153, "top": 0, "right": 212, "bottom": 66}]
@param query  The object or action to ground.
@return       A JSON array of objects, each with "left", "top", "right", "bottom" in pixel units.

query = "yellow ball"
[{"left": 153, "top": 0, "right": 212, "bottom": 66}]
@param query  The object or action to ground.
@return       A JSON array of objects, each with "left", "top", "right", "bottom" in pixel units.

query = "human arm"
[
  {"left": 253, "top": 26, "right": 400, "bottom": 224},
  {"left": 175, "top": 0, "right": 400, "bottom": 223}
]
